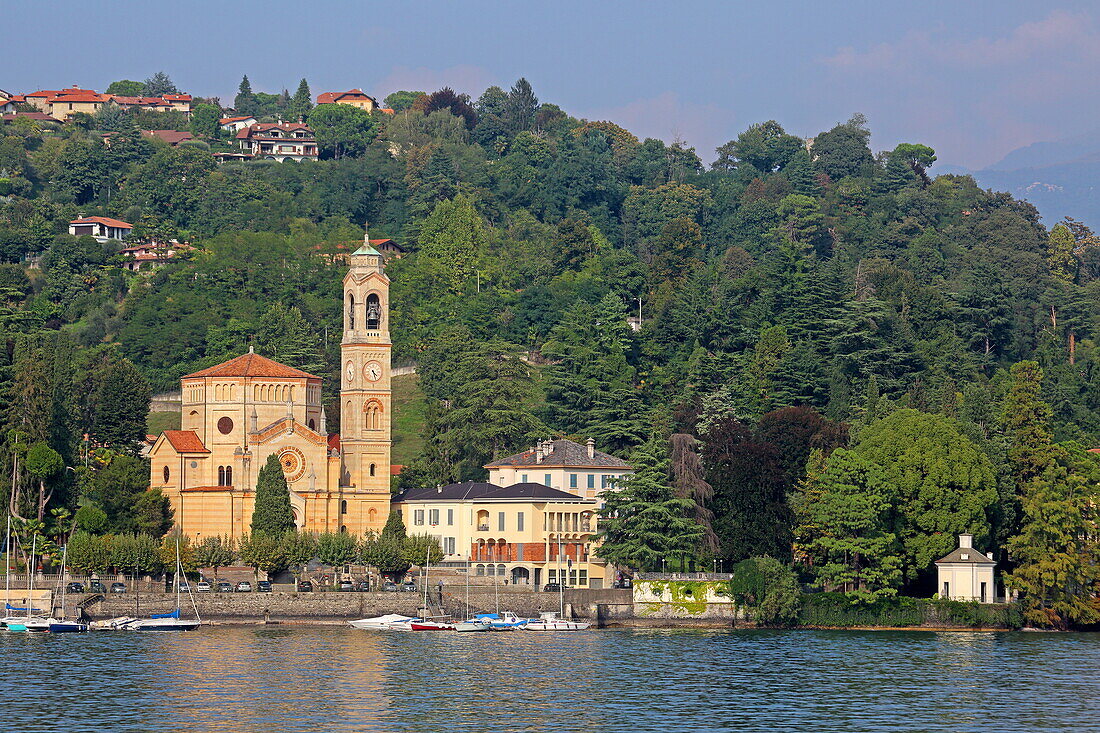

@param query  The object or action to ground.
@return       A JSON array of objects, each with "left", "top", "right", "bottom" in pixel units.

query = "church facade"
[{"left": 148, "top": 242, "right": 393, "bottom": 540}]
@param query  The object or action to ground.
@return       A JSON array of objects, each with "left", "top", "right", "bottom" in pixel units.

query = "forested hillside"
[{"left": 3, "top": 75, "right": 1100, "bottom": 624}]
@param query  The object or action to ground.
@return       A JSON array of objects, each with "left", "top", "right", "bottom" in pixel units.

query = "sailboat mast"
[
  {"left": 4, "top": 515, "right": 10, "bottom": 613},
  {"left": 27, "top": 534, "right": 36, "bottom": 619},
  {"left": 58, "top": 540, "right": 69, "bottom": 619},
  {"left": 176, "top": 535, "right": 182, "bottom": 612}
]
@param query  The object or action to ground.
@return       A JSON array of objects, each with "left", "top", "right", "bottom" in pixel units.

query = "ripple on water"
[{"left": 1, "top": 627, "right": 1098, "bottom": 733}]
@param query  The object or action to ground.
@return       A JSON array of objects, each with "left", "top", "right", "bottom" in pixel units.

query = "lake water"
[{"left": 2, "top": 626, "right": 1097, "bottom": 732}]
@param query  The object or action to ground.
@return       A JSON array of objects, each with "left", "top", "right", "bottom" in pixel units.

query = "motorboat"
[
  {"left": 475, "top": 612, "right": 530, "bottom": 630},
  {"left": 48, "top": 620, "right": 88, "bottom": 633},
  {"left": 348, "top": 614, "right": 419, "bottom": 630},
  {"left": 408, "top": 620, "right": 456, "bottom": 631},
  {"left": 522, "top": 611, "right": 590, "bottom": 632},
  {"left": 454, "top": 617, "right": 492, "bottom": 632},
  {"left": 21, "top": 616, "right": 54, "bottom": 633}
]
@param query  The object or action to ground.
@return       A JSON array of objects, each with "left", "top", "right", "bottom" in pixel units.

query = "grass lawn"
[
  {"left": 146, "top": 410, "right": 181, "bottom": 435},
  {"left": 391, "top": 372, "right": 427, "bottom": 468}
]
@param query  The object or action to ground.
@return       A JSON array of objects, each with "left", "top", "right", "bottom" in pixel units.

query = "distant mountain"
[{"left": 941, "top": 130, "right": 1100, "bottom": 228}]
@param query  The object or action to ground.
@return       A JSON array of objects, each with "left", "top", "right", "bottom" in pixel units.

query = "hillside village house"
[
  {"left": 218, "top": 115, "right": 257, "bottom": 133},
  {"left": 392, "top": 482, "right": 611, "bottom": 588},
  {"left": 141, "top": 130, "right": 195, "bottom": 147},
  {"left": 148, "top": 235, "right": 394, "bottom": 539},
  {"left": 119, "top": 240, "right": 190, "bottom": 271},
  {"left": 69, "top": 216, "right": 132, "bottom": 243},
  {"left": 20, "top": 86, "right": 192, "bottom": 121},
  {"left": 316, "top": 89, "right": 386, "bottom": 112},
  {"left": 235, "top": 122, "right": 319, "bottom": 161},
  {"left": 486, "top": 438, "right": 631, "bottom": 499}
]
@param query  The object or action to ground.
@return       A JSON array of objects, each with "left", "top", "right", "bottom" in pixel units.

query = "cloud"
[
  {"left": 817, "top": 10, "right": 1100, "bottom": 169},
  {"left": 577, "top": 91, "right": 731, "bottom": 162}
]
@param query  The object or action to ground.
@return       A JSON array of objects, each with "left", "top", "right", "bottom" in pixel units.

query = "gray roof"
[
  {"left": 484, "top": 438, "right": 630, "bottom": 469},
  {"left": 393, "top": 481, "right": 591, "bottom": 503},
  {"left": 935, "top": 547, "right": 995, "bottom": 565}
]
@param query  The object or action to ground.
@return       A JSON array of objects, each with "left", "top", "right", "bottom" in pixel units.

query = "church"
[{"left": 148, "top": 240, "right": 394, "bottom": 540}]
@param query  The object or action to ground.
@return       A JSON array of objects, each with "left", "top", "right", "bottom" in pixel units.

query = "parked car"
[
  {"left": 381, "top": 581, "right": 398, "bottom": 592},
  {"left": 235, "top": 581, "right": 252, "bottom": 593},
  {"left": 196, "top": 581, "right": 212, "bottom": 592},
  {"left": 216, "top": 581, "right": 234, "bottom": 593},
  {"left": 110, "top": 582, "right": 127, "bottom": 594},
  {"left": 256, "top": 580, "right": 272, "bottom": 593},
  {"left": 89, "top": 581, "right": 107, "bottom": 594},
  {"left": 354, "top": 580, "right": 370, "bottom": 592},
  {"left": 543, "top": 583, "right": 564, "bottom": 593},
  {"left": 179, "top": 581, "right": 191, "bottom": 591},
  {"left": 66, "top": 582, "right": 85, "bottom": 594},
  {"left": 400, "top": 581, "right": 417, "bottom": 592},
  {"left": 338, "top": 580, "right": 354, "bottom": 592},
  {"left": 297, "top": 580, "right": 313, "bottom": 592}
]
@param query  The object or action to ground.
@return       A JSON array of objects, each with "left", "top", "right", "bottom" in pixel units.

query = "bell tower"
[{"left": 339, "top": 228, "right": 392, "bottom": 533}]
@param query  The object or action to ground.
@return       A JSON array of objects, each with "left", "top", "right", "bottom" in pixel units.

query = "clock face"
[
  {"left": 364, "top": 361, "right": 383, "bottom": 382},
  {"left": 345, "top": 362, "right": 355, "bottom": 384}
]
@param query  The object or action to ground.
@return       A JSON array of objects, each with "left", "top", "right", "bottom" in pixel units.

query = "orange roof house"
[{"left": 315, "top": 89, "right": 380, "bottom": 112}]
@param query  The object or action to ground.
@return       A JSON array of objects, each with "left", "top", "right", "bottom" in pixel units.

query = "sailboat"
[
  {"left": 408, "top": 546, "right": 455, "bottom": 631},
  {"left": 0, "top": 516, "right": 24, "bottom": 629},
  {"left": 49, "top": 536, "right": 88, "bottom": 633},
  {"left": 114, "top": 537, "right": 200, "bottom": 631},
  {"left": 454, "top": 558, "right": 490, "bottom": 632},
  {"left": 10, "top": 535, "right": 51, "bottom": 632},
  {"left": 523, "top": 537, "right": 589, "bottom": 631}
]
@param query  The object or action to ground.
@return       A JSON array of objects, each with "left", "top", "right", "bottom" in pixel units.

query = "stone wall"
[
  {"left": 84, "top": 588, "right": 627, "bottom": 623},
  {"left": 631, "top": 580, "right": 740, "bottom": 623}
]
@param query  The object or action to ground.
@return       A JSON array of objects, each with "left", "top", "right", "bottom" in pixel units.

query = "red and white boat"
[{"left": 408, "top": 620, "right": 456, "bottom": 631}]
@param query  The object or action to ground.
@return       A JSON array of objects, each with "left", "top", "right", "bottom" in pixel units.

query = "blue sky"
[{"left": 7, "top": 1, "right": 1100, "bottom": 170}]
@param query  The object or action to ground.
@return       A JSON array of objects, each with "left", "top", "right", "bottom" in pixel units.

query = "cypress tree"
[{"left": 251, "top": 453, "right": 295, "bottom": 536}]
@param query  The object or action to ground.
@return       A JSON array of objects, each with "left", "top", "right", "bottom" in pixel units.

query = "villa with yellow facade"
[{"left": 148, "top": 238, "right": 394, "bottom": 540}]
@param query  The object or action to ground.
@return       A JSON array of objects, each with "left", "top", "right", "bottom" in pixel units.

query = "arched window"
[
  {"left": 486, "top": 563, "right": 496, "bottom": 576},
  {"left": 218, "top": 466, "right": 225, "bottom": 486},
  {"left": 364, "top": 400, "right": 383, "bottom": 431},
  {"left": 163, "top": 465, "right": 170, "bottom": 483},
  {"left": 369, "top": 463, "right": 376, "bottom": 477},
  {"left": 308, "top": 418, "right": 316, "bottom": 431},
  {"left": 365, "top": 293, "right": 381, "bottom": 329},
  {"left": 340, "top": 500, "right": 348, "bottom": 515},
  {"left": 475, "top": 564, "right": 485, "bottom": 576},
  {"left": 225, "top": 466, "right": 232, "bottom": 486},
  {"left": 340, "top": 525, "right": 347, "bottom": 533},
  {"left": 345, "top": 401, "right": 353, "bottom": 433},
  {"left": 347, "top": 292, "right": 355, "bottom": 329},
  {"left": 497, "top": 564, "right": 506, "bottom": 577}
]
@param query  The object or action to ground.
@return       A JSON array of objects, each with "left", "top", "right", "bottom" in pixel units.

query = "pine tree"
[
  {"left": 1007, "top": 448, "right": 1100, "bottom": 629},
  {"left": 251, "top": 453, "right": 295, "bottom": 536},
  {"left": 504, "top": 78, "right": 539, "bottom": 134},
  {"left": 781, "top": 148, "right": 819, "bottom": 196},
  {"left": 802, "top": 449, "right": 902, "bottom": 602},
  {"left": 234, "top": 75, "right": 257, "bottom": 117},
  {"left": 289, "top": 78, "right": 312, "bottom": 120},
  {"left": 596, "top": 436, "right": 703, "bottom": 570},
  {"left": 1002, "top": 361, "right": 1058, "bottom": 539}
]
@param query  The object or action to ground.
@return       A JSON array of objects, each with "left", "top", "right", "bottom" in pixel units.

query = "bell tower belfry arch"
[{"left": 339, "top": 232, "right": 392, "bottom": 533}]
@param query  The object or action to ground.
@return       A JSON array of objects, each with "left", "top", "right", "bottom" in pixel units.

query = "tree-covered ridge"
[{"left": 2, "top": 75, "right": 1100, "bottom": 625}]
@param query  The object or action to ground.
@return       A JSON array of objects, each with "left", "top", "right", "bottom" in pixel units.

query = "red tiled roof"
[
  {"left": 141, "top": 129, "right": 194, "bottom": 145},
  {"left": 235, "top": 122, "right": 314, "bottom": 139},
  {"left": 163, "top": 430, "right": 209, "bottom": 453},
  {"left": 70, "top": 216, "right": 133, "bottom": 228},
  {"left": 162, "top": 94, "right": 192, "bottom": 101},
  {"left": 327, "top": 434, "right": 341, "bottom": 452},
  {"left": 49, "top": 92, "right": 108, "bottom": 103},
  {"left": 391, "top": 464, "right": 404, "bottom": 475},
  {"left": 219, "top": 115, "right": 254, "bottom": 124},
  {"left": 183, "top": 351, "right": 321, "bottom": 380},
  {"left": 316, "top": 89, "right": 377, "bottom": 104}
]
